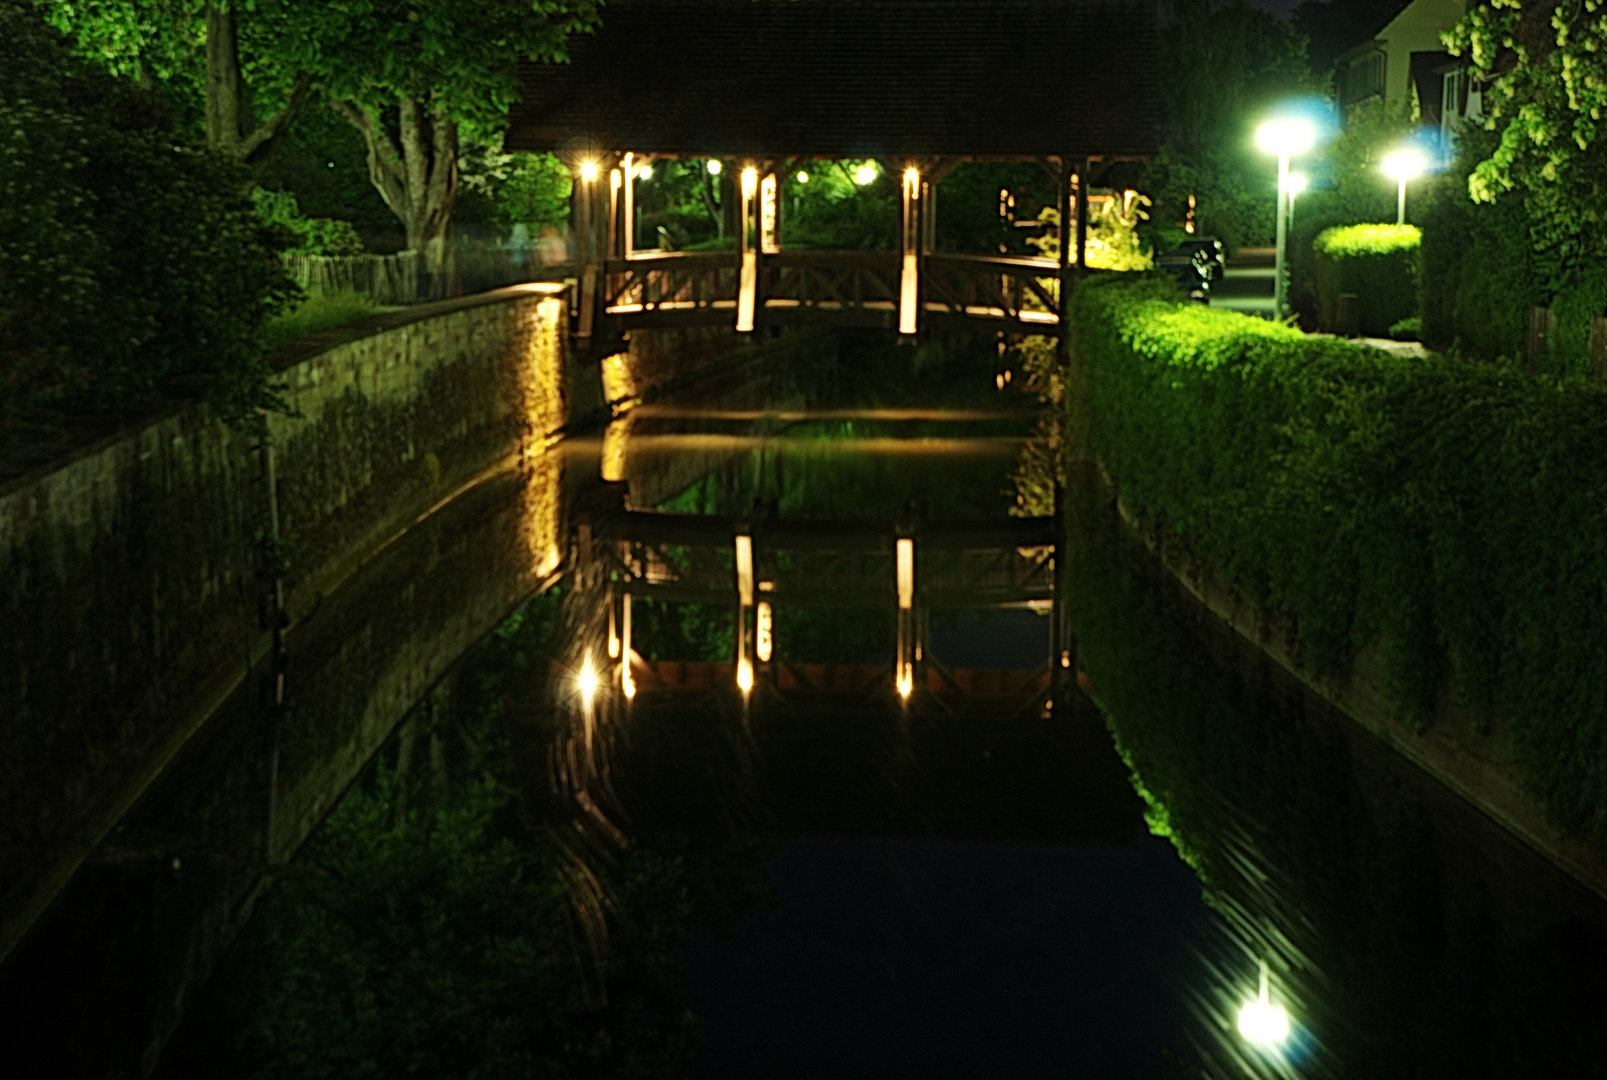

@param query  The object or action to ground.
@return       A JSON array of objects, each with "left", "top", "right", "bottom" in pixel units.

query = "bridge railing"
[{"left": 599, "top": 250, "right": 1063, "bottom": 332}]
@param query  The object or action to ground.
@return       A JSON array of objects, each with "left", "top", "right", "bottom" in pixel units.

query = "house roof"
[{"left": 506, "top": 0, "right": 1159, "bottom": 161}]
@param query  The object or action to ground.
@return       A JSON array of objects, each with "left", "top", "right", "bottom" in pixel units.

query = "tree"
[
  {"left": 305, "top": 0, "right": 600, "bottom": 281},
  {"left": 1446, "top": 0, "right": 1607, "bottom": 272},
  {"left": 1144, "top": 0, "right": 1320, "bottom": 249},
  {"left": 1, "top": 0, "right": 296, "bottom": 440},
  {"left": 39, "top": 0, "right": 313, "bottom": 170}
]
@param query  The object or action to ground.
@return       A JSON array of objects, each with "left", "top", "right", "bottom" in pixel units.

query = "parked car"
[
  {"left": 1163, "top": 237, "right": 1225, "bottom": 281},
  {"left": 1155, "top": 248, "right": 1212, "bottom": 304}
]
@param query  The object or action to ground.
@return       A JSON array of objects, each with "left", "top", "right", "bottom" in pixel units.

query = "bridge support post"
[
  {"left": 1075, "top": 159, "right": 1090, "bottom": 274},
  {"left": 899, "top": 167, "right": 922, "bottom": 336},
  {"left": 737, "top": 167, "right": 759, "bottom": 333}
]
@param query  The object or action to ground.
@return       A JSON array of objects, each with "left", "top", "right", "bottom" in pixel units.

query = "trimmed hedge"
[
  {"left": 1312, "top": 224, "right": 1420, "bottom": 337},
  {"left": 1070, "top": 273, "right": 1607, "bottom": 846}
]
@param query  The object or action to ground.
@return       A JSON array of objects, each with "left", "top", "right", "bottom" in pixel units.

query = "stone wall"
[{"left": 0, "top": 285, "right": 571, "bottom": 966}]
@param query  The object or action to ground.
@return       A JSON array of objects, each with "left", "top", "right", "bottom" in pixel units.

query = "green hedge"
[
  {"left": 1312, "top": 224, "right": 1420, "bottom": 337},
  {"left": 1070, "top": 273, "right": 1607, "bottom": 846}
]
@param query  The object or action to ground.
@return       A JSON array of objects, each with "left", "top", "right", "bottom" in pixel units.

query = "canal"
[{"left": 19, "top": 328, "right": 1607, "bottom": 1077}]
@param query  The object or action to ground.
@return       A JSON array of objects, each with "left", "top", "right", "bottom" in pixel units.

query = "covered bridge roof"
[{"left": 507, "top": 0, "right": 1159, "bottom": 161}]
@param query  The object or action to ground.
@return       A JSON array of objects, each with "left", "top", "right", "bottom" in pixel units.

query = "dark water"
[{"left": 138, "top": 332, "right": 1607, "bottom": 1076}]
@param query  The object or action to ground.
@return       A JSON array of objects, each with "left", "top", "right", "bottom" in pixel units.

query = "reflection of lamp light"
[
  {"left": 1255, "top": 115, "right": 1316, "bottom": 320},
  {"left": 737, "top": 657, "right": 754, "bottom": 694},
  {"left": 706, "top": 159, "right": 722, "bottom": 175},
  {"left": 577, "top": 653, "right": 599, "bottom": 703},
  {"left": 1382, "top": 147, "right": 1428, "bottom": 224},
  {"left": 796, "top": 170, "right": 810, "bottom": 184},
  {"left": 854, "top": 163, "right": 877, "bottom": 185},
  {"left": 897, "top": 664, "right": 913, "bottom": 699},
  {"left": 756, "top": 602, "right": 773, "bottom": 662},
  {"left": 1237, "top": 960, "right": 1291, "bottom": 1046},
  {"left": 579, "top": 160, "right": 598, "bottom": 183}
]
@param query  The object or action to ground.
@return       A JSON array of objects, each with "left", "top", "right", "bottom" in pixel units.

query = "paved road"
[{"left": 1211, "top": 245, "right": 1276, "bottom": 319}]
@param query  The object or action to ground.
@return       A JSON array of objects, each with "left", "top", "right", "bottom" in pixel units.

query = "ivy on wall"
[{"left": 1069, "top": 273, "right": 1607, "bottom": 846}]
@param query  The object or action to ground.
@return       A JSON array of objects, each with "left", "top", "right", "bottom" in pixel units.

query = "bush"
[
  {"left": 0, "top": 0, "right": 297, "bottom": 440},
  {"left": 263, "top": 293, "right": 383, "bottom": 349},
  {"left": 253, "top": 188, "right": 366, "bottom": 257},
  {"left": 1312, "top": 223, "right": 1420, "bottom": 336},
  {"left": 1389, "top": 315, "right": 1422, "bottom": 340},
  {"left": 1070, "top": 272, "right": 1607, "bottom": 848}
]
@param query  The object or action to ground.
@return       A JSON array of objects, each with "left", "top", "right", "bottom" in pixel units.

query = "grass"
[{"left": 264, "top": 293, "right": 385, "bottom": 349}]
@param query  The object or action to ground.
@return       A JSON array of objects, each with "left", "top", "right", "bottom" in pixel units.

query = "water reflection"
[{"left": 149, "top": 329, "right": 1607, "bottom": 1078}]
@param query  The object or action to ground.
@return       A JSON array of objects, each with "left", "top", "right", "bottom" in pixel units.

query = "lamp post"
[
  {"left": 1284, "top": 171, "right": 1308, "bottom": 233},
  {"left": 1256, "top": 117, "right": 1316, "bottom": 320},
  {"left": 1382, "top": 147, "right": 1427, "bottom": 225}
]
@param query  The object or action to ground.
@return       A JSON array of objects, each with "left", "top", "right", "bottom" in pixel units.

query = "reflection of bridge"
[
  {"left": 578, "top": 501, "right": 1073, "bottom": 711},
  {"left": 508, "top": 0, "right": 1158, "bottom": 341}
]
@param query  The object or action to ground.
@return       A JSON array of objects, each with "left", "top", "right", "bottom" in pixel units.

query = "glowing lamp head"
[
  {"left": 741, "top": 166, "right": 758, "bottom": 198},
  {"left": 1237, "top": 1001, "right": 1290, "bottom": 1045},
  {"left": 737, "top": 657, "right": 754, "bottom": 694},
  {"left": 579, "top": 160, "right": 599, "bottom": 183},
  {"left": 904, "top": 166, "right": 920, "bottom": 186},
  {"left": 638, "top": 164, "right": 653, "bottom": 181},
  {"left": 706, "top": 158, "right": 722, "bottom": 175},
  {"left": 796, "top": 170, "right": 810, "bottom": 183},
  {"left": 1382, "top": 147, "right": 1428, "bottom": 182},
  {"left": 1284, "top": 171, "right": 1309, "bottom": 195},
  {"left": 1255, "top": 117, "right": 1316, "bottom": 157},
  {"left": 854, "top": 163, "right": 877, "bottom": 185},
  {"left": 622, "top": 666, "right": 636, "bottom": 700}
]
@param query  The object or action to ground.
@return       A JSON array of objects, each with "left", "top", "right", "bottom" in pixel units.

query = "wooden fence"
[{"left": 285, "top": 243, "right": 554, "bottom": 306}]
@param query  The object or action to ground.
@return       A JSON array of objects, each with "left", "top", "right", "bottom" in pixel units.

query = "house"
[{"left": 1334, "top": 0, "right": 1481, "bottom": 157}]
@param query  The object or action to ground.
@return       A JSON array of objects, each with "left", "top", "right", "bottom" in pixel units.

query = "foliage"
[
  {"left": 0, "top": 0, "right": 296, "bottom": 437},
  {"left": 1030, "top": 195, "right": 1155, "bottom": 271},
  {"left": 1313, "top": 222, "right": 1421, "bottom": 259},
  {"left": 1070, "top": 272, "right": 1607, "bottom": 847},
  {"left": 1312, "top": 223, "right": 1420, "bottom": 335},
  {"left": 487, "top": 151, "right": 572, "bottom": 231},
  {"left": 932, "top": 161, "right": 1057, "bottom": 256},
  {"left": 784, "top": 162, "right": 898, "bottom": 251},
  {"left": 1389, "top": 315, "right": 1422, "bottom": 340},
  {"left": 1065, "top": 500, "right": 1607, "bottom": 1080},
  {"left": 1143, "top": 0, "right": 1321, "bottom": 250},
  {"left": 253, "top": 188, "right": 364, "bottom": 256},
  {"left": 1446, "top": 0, "right": 1607, "bottom": 272},
  {"left": 256, "top": 97, "right": 402, "bottom": 249},
  {"left": 262, "top": 293, "right": 383, "bottom": 349}
]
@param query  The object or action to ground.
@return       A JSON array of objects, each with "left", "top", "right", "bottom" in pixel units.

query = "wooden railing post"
[{"left": 1590, "top": 313, "right": 1607, "bottom": 380}]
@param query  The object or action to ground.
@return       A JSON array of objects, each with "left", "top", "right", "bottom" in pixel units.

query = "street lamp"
[
  {"left": 1382, "top": 147, "right": 1427, "bottom": 225},
  {"left": 1237, "top": 960, "right": 1291, "bottom": 1047},
  {"left": 1256, "top": 117, "right": 1316, "bottom": 320}
]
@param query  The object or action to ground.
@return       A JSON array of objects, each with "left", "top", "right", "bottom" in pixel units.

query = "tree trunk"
[
  {"left": 203, "top": 1, "right": 311, "bottom": 172},
  {"left": 333, "top": 97, "right": 461, "bottom": 298}
]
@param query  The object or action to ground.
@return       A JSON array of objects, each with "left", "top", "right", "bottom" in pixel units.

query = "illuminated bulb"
[
  {"left": 638, "top": 164, "right": 653, "bottom": 181},
  {"left": 904, "top": 166, "right": 919, "bottom": 187},
  {"left": 796, "top": 170, "right": 810, "bottom": 184},
  {"left": 579, "top": 160, "right": 598, "bottom": 182},
  {"left": 1255, "top": 117, "right": 1315, "bottom": 156},
  {"left": 854, "top": 163, "right": 877, "bottom": 185},
  {"left": 741, "top": 166, "right": 758, "bottom": 199},
  {"left": 1237, "top": 1002, "right": 1290, "bottom": 1045},
  {"left": 756, "top": 602, "right": 773, "bottom": 663},
  {"left": 737, "top": 657, "right": 754, "bottom": 694},
  {"left": 897, "top": 665, "right": 913, "bottom": 699},
  {"left": 1382, "top": 147, "right": 1427, "bottom": 181},
  {"left": 706, "top": 159, "right": 722, "bottom": 175},
  {"left": 1060, "top": 650, "right": 1072, "bottom": 668}
]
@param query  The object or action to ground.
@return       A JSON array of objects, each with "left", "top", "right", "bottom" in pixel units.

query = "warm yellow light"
[
  {"left": 796, "top": 170, "right": 810, "bottom": 184},
  {"left": 706, "top": 159, "right": 722, "bottom": 175},
  {"left": 1382, "top": 147, "right": 1427, "bottom": 181},
  {"left": 897, "top": 664, "right": 913, "bottom": 699},
  {"left": 1237, "top": 1002, "right": 1290, "bottom": 1044},
  {"left": 741, "top": 166, "right": 758, "bottom": 199},
  {"left": 621, "top": 661, "right": 636, "bottom": 700},
  {"left": 608, "top": 602, "right": 620, "bottom": 659},
  {"left": 1255, "top": 117, "right": 1315, "bottom": 156},
  {"left": 579, "top": 160, "right": 599, "bottom": 182},
  {"left": 1283, "top": 171, "right": 1309, "bottom": 195},
  {"left": 638, "top": 163, "right": 653, "bottom": 181},
  {"left": 577, "top": 653, "right": 599, "bottom": 702},
  {"left": 734, "top": 534, "right": 754, "bottom": 607},
  {"left": 854, "top": 163, "right": 877, "bottom": 185},
  {"left": 896, "top": 538, "right": 914, "bottom": 610},
  {"left": 756, "top": 601, "right": 773, "bottom": 663},
  {"left": 904, "top": 166, "right": 920, "bottom": 188},
  {"left": 737, "top": 657, "right": 754, "bottom": 694}
]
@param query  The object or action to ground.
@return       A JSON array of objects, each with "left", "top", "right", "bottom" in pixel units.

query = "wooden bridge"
[{"left": 507, "top": 0, "right": 1159, "bottom": 342}]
